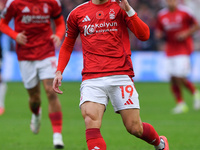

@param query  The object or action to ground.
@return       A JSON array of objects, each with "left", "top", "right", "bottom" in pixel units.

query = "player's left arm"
[
  {"left": 176, "top": 9, "right": 200, "bottom": 41},
  {"left": 176, "top": 21, "right": 199, "bottom": 41},
  {"left": 51, "top": 15, "right": 66, "bottom": 47},
  {"left": 50, "top": 0, "right": 66, "bottom": 47},
  {"left": 116, "top": 0, "right": 150, "bottom": 41}
]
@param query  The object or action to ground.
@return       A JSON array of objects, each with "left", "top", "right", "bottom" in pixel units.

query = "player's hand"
[
  {"left": 51, "top": 34, "right": 61, "bottom": 48},
  {"left": 116, "top": 0, "right": 131, "bottom": 12},
  {"left": 176, "top": 31, "right": 189, "bottom": 41},
  {"left": 16, "top": 31, "right": 27, "bottom": 45},
  {"left": 53, "top": 71, "right": 63, "bottom": 94},
  {"left": 155, "top": 29, "right": 164, "bottom": 39}
]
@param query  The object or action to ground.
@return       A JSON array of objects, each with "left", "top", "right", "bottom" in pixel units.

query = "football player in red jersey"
[
  {"left": 156, "top": 0, "right": 200, "bottom": 114},
  {"left": 0, "top": 0, "right": 65, "bottom": 148},
  {"left": 0, "top": 31, "right": 7, "bottom": 116},
  {"left": 53, "top": 0, "right": 169, "bottom": 150},
  {"left": 0, "top": 1, "right": 7, "bottom": 116}
]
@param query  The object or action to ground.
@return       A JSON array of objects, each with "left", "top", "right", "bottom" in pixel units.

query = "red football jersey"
[
  {"left": 1, "top": 0, "right": 62, "bottom": 60},
  {"left": 66, "top": 0, "right": 148, "bottom": 80},
  {"left": 157, "top": 5, "right": 198, "bottom": 57}
]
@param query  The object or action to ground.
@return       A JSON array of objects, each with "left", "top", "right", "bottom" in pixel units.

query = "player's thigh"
[
  {"left": 80, "top": 79, "right": 108, "bottom": 128},
  {"left": 19, "top": 60, "right": 39, "bottom": 89},
  {"left": 27, "top": 82, "right": 41, "bottom": 101},
  {"left": 81, "top": 101, "right": 105, "bottom": 129},
  {"left": 166, "top": 55, "right": 191, "bottom": 77},
  {"left": 42, "top": 78, "right": 54, "bottom": 91},
  {"left": 42, "top": 79, "right": 57, "bottom": 98}
]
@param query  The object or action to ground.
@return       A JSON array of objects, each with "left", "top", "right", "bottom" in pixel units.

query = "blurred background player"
[
  {"left": 0, "top": 0, "right": 7, "bottom": 116},
  {"left": 155, "top": 0, "right": 200, "bottom": 114},
  {"left": 0, "top": 30, "right": 7, "bottom": 116},
  {"left": 0, "top": 0, "right": 66, "bottom": 148},
  {"left": 53, "top": 0, "right": 169, "bottom": 150}
]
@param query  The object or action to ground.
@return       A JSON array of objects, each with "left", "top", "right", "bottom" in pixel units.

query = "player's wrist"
[
  {"left": 56, "top": 70, "right": 62, "bottom": 75},
  {"left": 14, "top": 32, "right": 19, "bottom": 40},
  {"left": 126, "top": 7, "right": 136, "bottom": 17},
  {"left": 54, "top": 33, "right": 63, "bottom": 41}
]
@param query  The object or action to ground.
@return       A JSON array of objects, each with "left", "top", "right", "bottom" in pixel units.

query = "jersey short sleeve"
[
  {"left": 51, "top": 0, "right": 62, "bottom": 19},
  {"left": 1, "top": 0, "right": 16, "bottom": 23},
  {"left": 65, "top": 10, "right": 79, "bottom": 39}
]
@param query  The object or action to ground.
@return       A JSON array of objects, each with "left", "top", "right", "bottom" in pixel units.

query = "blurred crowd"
[{"left": 1, "top": 0, "right": 200, "bottom": 51}]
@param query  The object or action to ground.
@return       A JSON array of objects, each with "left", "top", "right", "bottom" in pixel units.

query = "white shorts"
[
  {"left": 166, "top": 55, "right": 191, "bottom": 78},
  {"left": 80, "top": 75, "right": 140, "bottom": 112},
  {"left": 19, "top": 56, "right": 57, "bottom": 89}
]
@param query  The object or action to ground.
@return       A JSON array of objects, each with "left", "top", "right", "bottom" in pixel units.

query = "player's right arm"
[
  {"left": 0, "top": 0, "right": 27, "bottom": 45},
  {"left": 53, "top": 10, "right": 79, "bottom": 94},
  {"left": 52, "top": 37, "right": 76, "bottom": 94},
  {"left": 154, "top": 13, "right": 165, "bottom": 40}
]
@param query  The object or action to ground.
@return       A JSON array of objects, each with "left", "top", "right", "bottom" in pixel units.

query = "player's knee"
[
  {"left": 125, "top": 122, "right": 143, "bottom": 137},
  {"left": 81, "top": 102, "right": 104, "bottom": 128}
]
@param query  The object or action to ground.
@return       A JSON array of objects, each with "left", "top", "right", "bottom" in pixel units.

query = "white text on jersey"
[
  {"left": 21, "top": 15, "right": 50, "bottom": 24},
  {"left": 83, "top": 22, "right": 118, "bottom": 36}
]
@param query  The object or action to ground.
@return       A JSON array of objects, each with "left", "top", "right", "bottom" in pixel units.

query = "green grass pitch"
[{"left": 0, "top": 82, "right": 200, "bottom": 150}]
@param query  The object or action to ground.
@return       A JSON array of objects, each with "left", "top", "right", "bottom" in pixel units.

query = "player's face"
[{"left": 166, "top": 0, "right": 177, "bottom": 9}]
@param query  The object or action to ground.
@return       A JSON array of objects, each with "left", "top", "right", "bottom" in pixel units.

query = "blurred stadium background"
[
  {"left": 1, "top": 0, "right": 200, "bottom": 82},
  {"left": 1, "top": 0, "right": 200, "bottom": 150}
]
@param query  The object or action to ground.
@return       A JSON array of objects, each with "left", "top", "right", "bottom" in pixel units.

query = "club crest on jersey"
[
  {"left": 109, "top": 9, "right": 115, "bottom": 20},
  {"left": 43, "top": 3, "right": 48, "bottom": 14},
  {"left": 96, "top": 11, "right": 104, "bottom": 19}
]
